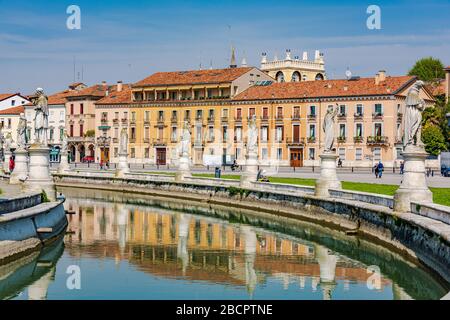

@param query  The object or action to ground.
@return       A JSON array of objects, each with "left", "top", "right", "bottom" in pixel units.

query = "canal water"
[{"left": 1, "top": 188, "right": 448, "bottom": 300}]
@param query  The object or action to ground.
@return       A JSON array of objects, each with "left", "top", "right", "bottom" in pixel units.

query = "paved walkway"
[{"left": 0, "top": 181, "right": 22, "bottom": 199}]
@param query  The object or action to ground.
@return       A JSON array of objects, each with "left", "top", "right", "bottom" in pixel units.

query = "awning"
[{"left": 98, "top": 125, "right": 111, "bottom": 130}]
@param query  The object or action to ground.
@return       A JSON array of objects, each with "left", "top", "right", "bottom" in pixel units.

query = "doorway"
[
  {"left": 156, "top": 148, "right": 166, "bottom": 165},
  {"left": 290, "top": 148, "right": 303, "bottom": 167}
]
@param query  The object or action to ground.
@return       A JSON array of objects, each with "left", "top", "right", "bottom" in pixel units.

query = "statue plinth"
[
  {"left": 57, "top": 150, "right": 70, "bottom": 173},
  {"left": 24, "top": 144, "right": 56, "bottom": 201},
  {"left": 3, "top": 149, "right": 12, "bottom": 174},
  {"left": 240, "top": 150, "right": 258, "bottom": 188},
  {"left": 115, "top": 152, "right": 129, "bottom": 178},
  {"left": 175, "top": 154, "right": 191, "bottom": 182},
  {"left": 394, "top": 145, "right": 432, "bottom": 212},
  {"left": 315, "top": 152, "right": 341, "bottom": 197},
  {"left": 9, "top": 147, "right": 28, "bottom": 184}
]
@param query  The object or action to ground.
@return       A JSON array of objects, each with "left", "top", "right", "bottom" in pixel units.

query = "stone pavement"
[{"left": 0, "top": 181, "right": 22, "bottom": 199}]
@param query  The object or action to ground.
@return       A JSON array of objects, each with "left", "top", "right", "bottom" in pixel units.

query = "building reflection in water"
[{"left": 64, "top": 198, "right": 395, "bottom": 300}]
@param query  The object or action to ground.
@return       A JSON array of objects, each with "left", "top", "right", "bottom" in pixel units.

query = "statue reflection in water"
[
  {"left": 314, "top": 244, "right": 337, "bottom": 300},
  {"left": 177, "top": 213, "right": 190, "bottom": 275}
]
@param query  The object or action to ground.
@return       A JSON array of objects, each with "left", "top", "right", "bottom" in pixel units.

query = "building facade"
[
  {"left": 0, "top": 93, "right": 30, "bottom": 111},
  {"left": 260, "top": 49, "right": 326, "bottom": 83}
]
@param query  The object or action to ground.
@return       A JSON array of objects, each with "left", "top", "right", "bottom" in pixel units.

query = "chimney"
[
  {"left": 102, "top": 80, "right": 107, "bottom": 89},
  {"left": 117, "top": 80, "right": 123, "bottom": 92},
  {"left": 302, "top": 51, "right": 308, "bottom": 60},
  {"left": 375, "top": 73, "right": 380, "bottom": 85},
  {"left": 378, "top": 70, "right": 386, "bottom": 82},
  {"left": 445, "top": 66, "right": 450, "bottom": 103}
]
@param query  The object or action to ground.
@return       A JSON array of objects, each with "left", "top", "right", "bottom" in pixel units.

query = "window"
[
  {"left": 196, "top": 110, "right": 203, "bottom": 120},
  {"left": 338, "top": 148, "right": 346, "bottom": 160},
  {"left": 207, "top": 126, "right": 214, "bottom": 141},
  {"left": 309, "top": 124, "right": 316, "bottom": 138},
  {"left": 356, "top": 104, "right": 363, "bottom": 116},
  {"left": 374, "top": 103, "right": 383, "bottom": 115},
  {"left": 171, "top": 127, "right": 177, "bottom": 141},
  {"left": 130, "top": 128, "right": 136, "bottom": 140},
  {"left": 373, "top": 147, "right": 381, "bottom": 161},
  {"left": 70, "top": 104, "right": 74, "bottom": 115},
  {"left": 11, "top": 100, "right": 15, "bottom": 106},
  {"left": 144, "top": 127, "right": 150, "bottom": 140},
  {"left": 235, "top": 148, "right": 241, "bottom": 160},
  {"left": 355, "top": 148, "right": 363, "bottom": 160},
  {"left": 79, "top": 124, "right": 84, "bottom": 136},
  {"left": 114, "top": 148, "right": 118, "bottom": 158},
  {"left": 262, "top": 107, "right": 269, "bottom": 119},
  {"left": 145, "top": 148, "right": 150, "bottom": 158},
  {"left": 277, "top": 107, "right": 283, "bottom": 118},
  {"left": 222, "top": 126, "right": 228, "bottom": 141},
  {"left": 70, "top": 125, "right": 74, "bottom": 137},
  {"left": 275, "top": 71, "right": 285, "bottom": 83},
  {"left": 261, "top": 126, "right": 268, "bottom": 142},
  {"left": 80, "top": 104, "right": 84, "bottom": 115},
  {"left": 60, "top": 128, "right": 64, "bottom": 141},
  {"left": 277, "top": 148, "right": 282, "bottom": 160},
  {"left": 208, "top": 109, "right": 214, "bottom": 119},
  {"left": 7, "top": 119, "right": 11, "bottom": 129},
  {"left": 275, "top": 126, "right": 283, "bottom": 142},
  {"left": 131, "top": 112, "right": 136, "bottom": 121},
  {"left": 158, "top": 111, "right": 164, "bottom": 121},
  {"left": 249, "top": 108, "right": 256, "bottom": 118},
  {"left": 396, "top": 147, "right": 403, "bottom": 160},
  {"left": 339, "top": 124, "right": 346, "bottom": 137},
  {"left": 114, "top": 127, "right": 119, "bottom": 138},
  {"left": 309, "top": 106, "right": 316, "bottom": 116},
  {"left": 235, "top": 127, "right": 242, "bottom": 142},
  {"left": 60, "top": 111, "right": 64, "bottom": 121},
  {"left": 131, "top": 148, "right": 135, "bottom": 158},
  {"left": 374, "top": 123, "right": 383, "bottom": 136},
  {"left": 339, "top": 105, "right": 346, "bottom": 116},
  {"left": 49, "top": 128, "right": 54, "bottom": 140},
  {"left": 222, "top": 109, "right": 228, "bottom": 118},
  {"left": 261, "top": 148, "right": 268, "bottom": 160},
  {"left": 356, "top": 123, "right": 363, "bottom": 137},
  {"left": 309, "top": 148, "right": 315, "bottom": 160},
  {"left": 293, "top": 106, "right": 300, "bottom": 118},
  {"left": 115, "top": 112, "right": 119, "bottom": 119},
  {"left": 123, "top": 112, "right": 128, "bottom": 120},
  {"left": 185, "top": 110, "right": 190, "bottom": 120}
]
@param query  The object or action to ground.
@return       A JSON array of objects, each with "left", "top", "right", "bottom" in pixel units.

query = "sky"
[{"left": 1, "top": 0, "right": 450, "bottom": 94}]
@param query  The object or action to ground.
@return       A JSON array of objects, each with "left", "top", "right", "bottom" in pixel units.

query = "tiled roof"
[
  {"left": 426, "top": 80, "right": 446, "bottom": 96},
  {"left": 96, "top": 85, "right": 132, "bottom": 105},
  {"left": 0, "top": 106, "right": 24, "bottom": 115},
  {"left": 65, "top": 83, "right": 124, "bottom": 99},
  {"left": 133, "top": 67, "right": 253, "bottom": 87},
  {"left": 234, "top": 76, "right": 417, "bottom": 101},
  {"left": 0, "top": 93, "right": 17, "bottom": 101}
]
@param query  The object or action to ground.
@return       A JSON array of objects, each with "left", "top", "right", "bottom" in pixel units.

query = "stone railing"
[
  {"left": 0, "top": 193, "right": 43, "bottom": 215},
  {"left": 329, "top": 189, "right": 394, "bottom": 208},
  {"left": 411, "top": 202, "right": 450, "bottom": 225}
]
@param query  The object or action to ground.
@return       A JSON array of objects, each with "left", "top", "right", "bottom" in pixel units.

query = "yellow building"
[{"left": 95, "top": 68, "right": 435, "bottom": 168}]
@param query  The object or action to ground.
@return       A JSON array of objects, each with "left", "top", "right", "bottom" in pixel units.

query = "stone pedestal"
[
  {"left": 240, "top": 151, "right": 258, "bottom": 188},
  {"left": 394, "top": 146, "right": 433, "bottom": 212},
  {"left": 57, "top": 151, "right": 70, "bottom": 174},
  {"left": 9, "top": 148, "right": 28, "bottom": 184},
  {"left": 115, "top": 152, "right": 129, "bottom": 177},
  {"left": 315, "top": 153, "right": 341, "bottom": 197},
  {"left": 3, "top": 150, "right": 12, "bottom": 174},
  {"left": 175, "top": 155, "right": 191, "bottom": 182},
  {"left": 25, "top": 144, "right": 56, "bottom": 201}
]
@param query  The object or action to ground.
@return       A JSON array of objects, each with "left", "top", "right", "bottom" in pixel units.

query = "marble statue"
[
  {"left": 4, "top": 132, "right": 13, "bottom": 150},
  {"left": 119, "top": 128, "right": 128, "bottom": 154},
  {"left": 323, "top": 104, "right": 338, "bottom": 152},
  {"left": 32, "top": 88, "right": 49, "bottom": 145},
  {"left": 180, "top": 120, "right": 191, "bottom": 157},
  {"left": 17, "top": 113, "right": 27, "bottom": 148},
  {"left": 247, "top": 114, "right": 258, "bottom": 154},
  {"left": 403, "top": 80, "right": 425, "bottom": 148},
  {"left": 61, "top": 129, "right": 68, "bottom": 153}
]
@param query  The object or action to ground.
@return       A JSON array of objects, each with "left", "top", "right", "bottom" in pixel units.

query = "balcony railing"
[
  {"left": 143, "top": 138, "right": 150, "bottom": 143},
  {"left": 121, "top": 118, "right": 128, "bottom": 124},
  {"left": 291, "top": 113, "right": 301, "bottom": 120},
  {"left": 286, "top": 137, "right": 305, "bottom": 146},
  {"left": 367, "top": 136, "right": 389, "bottom": 145},
  {"left": 113, "top": 119, "right": 119, "bottom": 126},
  {"left": 337, "top": 136, "right": 347, "bottom": 143},
  {"left": 234, "top": 116, "right": 243, "bottom": 122},
  {"left": 112, "top": 137, "right": 118, "bottom": 143},
  {"left": 337, "top": 113, "right": 347, "bottom": 119},
  {"left": 354, "top": 136, "right": 364, "bottom": 143},
  {"left": 192, "top": 139, "right": 205, "bottom": 147},
  {"left": 260, "top": 115, "right": 269, "bottom": 121},
  {"left": 129, "top": 119, "right": 136, "bottom": 125},
  {"left": 307, "top": 136, "right": 316, "bottom": 143},
  {"left": 307, "top": 114, "right": 317, "bottom": 121},
  {"left": 372, "top": 112, "right": 384, "bottom": 119},
  {"left": 129, "top": 138, "right": 136, "bottom": 143},
  {"left": 157, "top": 117, "right": 165, "bottom": 124},
  {"left": 152, "top": 138, "right": 167, "bottom": 146},
  {"left": 397, "top": 112, "right": 403, "bottom": 121},
  {"left": 221, "top": 116, "right": 229, "bottom": 122},
  {"left": 275, "top": 114, "right": 284, "bottom": 121},
  {"left": 144, "top": 119, "right": 150, "bottom": 125},
  {"left": 354, "top": 112, "right": 364, "bottom": 119},
  {"left": 195, "top": 116, "right": 203, "bottom": 122},
  {"left": 170, "top": 137, "right": 178, "bottom": 143},
  {"left": 207, "top": 116, "right": 215, "bottom": 123},
  {"left": 100, "top": 118, "right": 108, "bottom": 124}
]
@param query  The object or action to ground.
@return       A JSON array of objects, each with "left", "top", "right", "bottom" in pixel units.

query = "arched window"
[
  {"left": 275, "top": 71, "right": 285, "bottom": 83},
  {"left": 315, "top": 73, "right": 324, "bottom": 81},
  {"left": 291, "top": 71, "right": 301, "bottom": 82}
]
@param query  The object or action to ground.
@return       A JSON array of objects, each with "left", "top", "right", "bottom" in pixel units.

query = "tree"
[
  {"left": 422, "top": 124, "right": 447, "bottom": 156},
  {"left": 408, "top": 57, "right": 445, "bottom": 83}
]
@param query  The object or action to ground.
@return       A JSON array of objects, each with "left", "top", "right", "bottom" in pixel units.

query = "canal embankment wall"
[{"left": 53, "top": 172, "right": 450, "bottom": 284}]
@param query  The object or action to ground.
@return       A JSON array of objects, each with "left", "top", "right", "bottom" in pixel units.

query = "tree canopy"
[{"left": 408, "top": 57, "right": 445, "bottom": 82}]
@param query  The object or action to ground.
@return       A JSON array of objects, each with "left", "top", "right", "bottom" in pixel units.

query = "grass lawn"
[{"left": 187, "top": 174, "right": 450, "bottom": 207}]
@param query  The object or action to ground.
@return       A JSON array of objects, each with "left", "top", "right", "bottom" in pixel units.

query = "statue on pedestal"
[
  {"left": 247, "top": 115, "right": 258, "bottom": 155},
  {"left": 17, "top": 113, "right": 28, "bottom": 149},
  {"left": 403, "top": 80, "right": 425, "bottom": 148},
  {"left": 4, "top": 132, "right": 13, "bottom": 151},
  {"left": 61, "top": 129, "right": 68, "bottom": 153},
  {"left": 31, "top": 88, "right": 49, "bottom": 146},
  {"left": 323, "top": 105, "right": 338, "bottom": 153},
  {"left": 119, "top": 128, "right": 128, "bottom": 155},
  {"left": 180, "top": 120, "right": 191, "bottom": 158}
]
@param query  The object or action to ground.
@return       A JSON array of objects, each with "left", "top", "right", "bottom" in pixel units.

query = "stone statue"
[
  {"left": 119, "top": 128, "right": 128, "bottom": 155},
  {"left": 247, "top": 114, "right": 258, "bottom": 154},
  {"left": 61, "top": 128, "right": 68, "bottom": 153},
  {"left": 403, "top": 80, "right": 425, "bottom": 148},
  {"left": 17, "top": 113, "right": 27, "bottom": 148},
  {"left": 323, "top": 104, "right": 338, "bottom": 152},
  {"left": 180, "top": 120, "right": 191, "bottom": 157},
  {"left": 31, "top": 88, "right": 49, "bottom": 145},
  {"left": 4, "top": 133, "right": 13, "bottom": 151}
]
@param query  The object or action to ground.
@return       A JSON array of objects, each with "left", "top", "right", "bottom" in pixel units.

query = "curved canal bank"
[{"left": 53, "top": 172, "right": 450, "bottom": 287}]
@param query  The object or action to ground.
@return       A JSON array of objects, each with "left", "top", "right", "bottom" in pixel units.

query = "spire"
[
  {"left": 230, "top": 46, "right": 237, "bottom": 68},
  {"left": 241, "top": 51, "right": 247, "bottom": 67}
]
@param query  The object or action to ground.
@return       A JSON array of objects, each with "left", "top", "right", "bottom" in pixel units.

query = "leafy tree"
[
  {"left": 422, "top": 124, "right": 447, "bottom": 156},
  {"left": 408, "top": 57, "right": 445, "bottom": 82}
]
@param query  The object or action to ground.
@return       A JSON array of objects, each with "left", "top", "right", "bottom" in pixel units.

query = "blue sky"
[{"left": 1, "top": 0, "right": 450, "bottom": 94}]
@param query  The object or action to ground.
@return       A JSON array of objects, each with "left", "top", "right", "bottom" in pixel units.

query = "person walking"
[
  {"left": 373, "top": 164, "right": 379, "bottom": 179},
  {"left": 377, "top": 161, "right": 384, "bottom": 179},
  {"left": 9, "top": 155, "right": 15, "bottom": 173},
  {"left": 400, "top": 161, "right": 404, "bottom": 175}
]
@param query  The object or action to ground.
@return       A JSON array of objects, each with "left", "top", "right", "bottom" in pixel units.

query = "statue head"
[
  {"left": 19, "top": 113, "right": 26, "bottom": 121},
  {"left": 413, "top": 80, "right": 425, "bottom": 90},
  {"left": 327, "top": 105, "right": 334, "bottom": 113},
  {"left": 35, "top": 87, "right": 44, "bottom": 95}
]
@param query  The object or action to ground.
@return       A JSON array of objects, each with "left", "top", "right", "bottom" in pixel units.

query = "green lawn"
[{"left": 188, "top": 174, "right": 450, "bottom": 207}]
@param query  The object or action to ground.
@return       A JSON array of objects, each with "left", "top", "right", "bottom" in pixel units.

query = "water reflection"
[{"left": 1, "top": 188, "right": 448, "bottom": 300}]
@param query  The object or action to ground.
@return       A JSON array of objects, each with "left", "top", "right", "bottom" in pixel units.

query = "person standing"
[
  {"left": 400, "top": 161, "right": 404, "bottom": 175},
  {"left": 377, "top": 161, "right": 384, "bottom": 178},
  {"left": 374, "top": 164, "right": 379, "bottom": 179},
  {"left": 9, "top": 155, "right": 15, "bottom": 173}
]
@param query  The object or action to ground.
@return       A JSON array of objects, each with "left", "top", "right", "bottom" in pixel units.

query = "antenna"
[{"left": 73, "top": 56, "right": 76, "bottom": 83}]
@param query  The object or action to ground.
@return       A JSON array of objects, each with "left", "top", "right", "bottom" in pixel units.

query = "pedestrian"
[
  {"left": 400, "top": 161, "right": 404, "bottom": 175},
  {"left": 338, "top": 158, "right": 342, "bottom": 168},
  {"left": 377, "top": 161, "right": 384, "bottom": 178},
  {"left": 373, "top": 164, "right": 379, "bottom": 179},
  {"left": 100, "top": 159, "right": 104, "bottom": 170},
  {"left": 106, "top": 160, "right": 110, "bottom": 170},
  {"left": 9, "top": 155, "right": 15, "bottom": 173}
]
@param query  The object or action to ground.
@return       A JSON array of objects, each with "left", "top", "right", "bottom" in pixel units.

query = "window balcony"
[
  {"left": 307, "top": 136, "right": 316, "bottom": 143},
  {"left": 192, "top": 139, "right": 205, "bottom": 148},
  {"left": 170, "top": 137, "right": 178, "bottom": 143},
  {"left": 234, "top": 116, "right": 243, "bottom": 122},
  {"left": 144, "top": 119, "right": 150, "bottom": 125},
  {"left": 354, "top": 112, "right": 364, "bottom": 119},
  {"left": 286, "top": 137, "right": 305, "bottom": 146},
  {"left": 129, "top": 119, "right": 136, "bottom": 125},
  {"left": 307, "top": 114, "right": 317, "bottom": 121},
  {"left": 260, "top": 115, "right": 269, "bottom": 122},
  {"left": 157, "top": 117, "right": 165, "bottom": 124},
  {"left": 129, "top": 138, "right": 136, "bottom": 143},
  {"left": 291, "top": 113, "right": 301, "bottom": 121},
  {"left": 367, "top": 136, "right": 389, "bottom": 145},
  {"left": 112, "top": 137, "right": 118, "bottom": 143},
  {"left": 170, "top": 116, "right": 177, "bottom": 123},
  {"left": 143, "top": 138, "right": 150, "bottom": 143},
  {"left": 353, "top": 136, "right": 364, "bottom": 143},
  {"left": 121, "top": 118, "right": 128, "bottom": 126},
  {"left": 195, "top": 116, "right": 203, "bottom": 122},
  {"left": 113, "top": 119, "right": 119, "bottom": 126},
  {"left": 152, "top": 138, "right": 167, "bottom": 146},
  {"left": 221, "top": 116, "right": 229, "bottom": 122},
  {"left": 337, "top": 113, "right": 347, "bottom": 120},
  {"left": 397, "top": 112, "right": 403, "bottom": 121},
  {"left": 372, "top": 112, "right": 384, "bottom": 120},
  {"left": 207, "top": 116, "right": 215, "bottom": 123},
  {"left": 207, "top": 136, "right": 215, "bottom": 143},
  {"left": 100, "top": 118, "right": 108, "bottom": 125},
  {"left": 275, "top": 114, "right": 284, "bottom": 121},
  {"left": 337, "top": 136, "right": 346, "bottom": 143}
]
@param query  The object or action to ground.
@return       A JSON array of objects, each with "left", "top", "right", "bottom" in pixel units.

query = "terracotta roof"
[
  {"left": 426, "top": 80, "right": 446, "bottom": 96},
  {"left": 0, "top": 105, "right": 24, "bottom": 115},
  {"left": 133, "top": 67, "right": 253, "bottom": 87},
  {"left": 96, "top": 84, "right": 132, "bottom": 105},
  {"left": 65, "top": 83, "right": 124, "bottom": 99},
  {"left": 0, "top": 93, "right": 18, "bottom": 102},
  {"left": 234, "top": 76, "right": 417, "bottom": 101}
]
